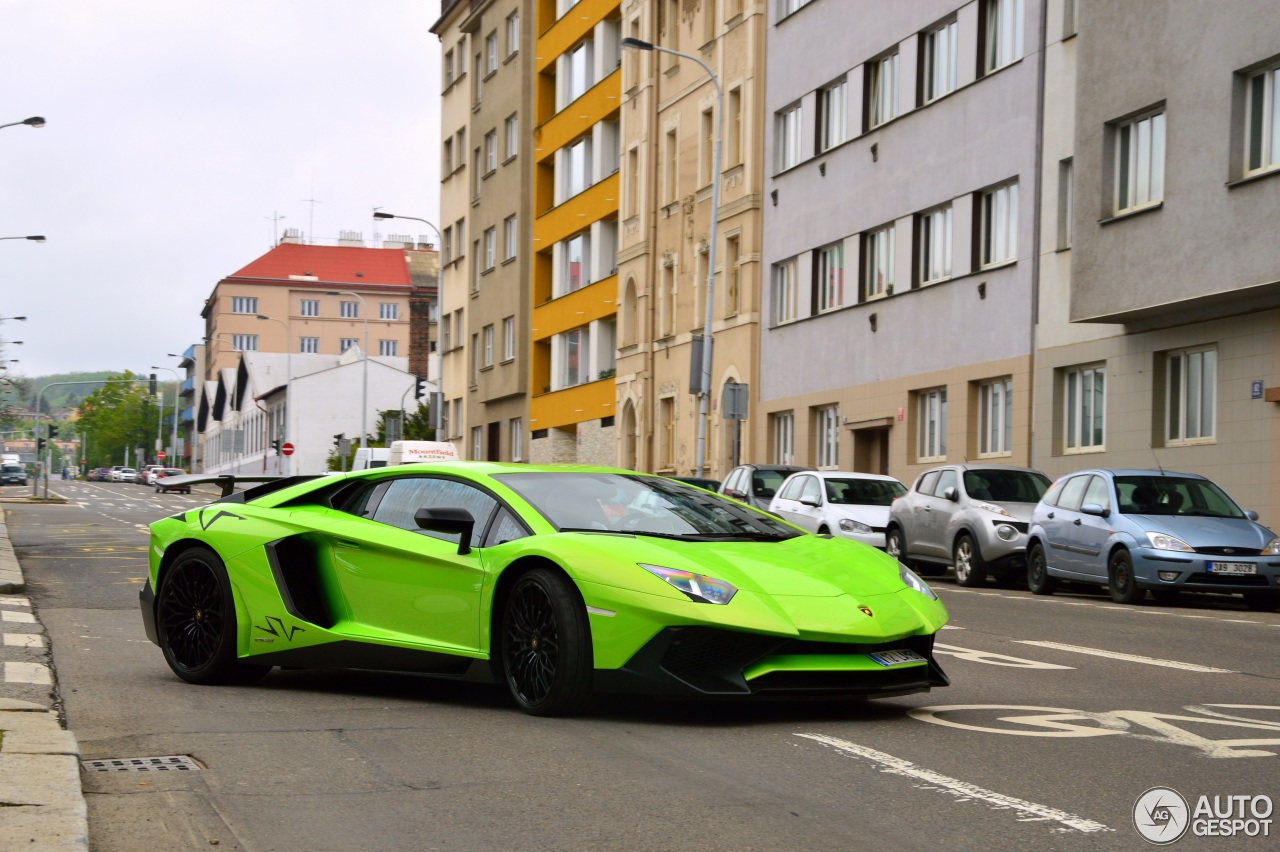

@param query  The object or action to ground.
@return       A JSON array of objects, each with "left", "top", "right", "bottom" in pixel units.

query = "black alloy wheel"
[
  {"left": 1026, "top": 543, "right": 1056, "bottom": 595},
  {"left": 1108, "top": 549, "right": 1144, "bottom": 605},
  {"left": 501, "top": 568, "right": 592, "bottom": 716}
]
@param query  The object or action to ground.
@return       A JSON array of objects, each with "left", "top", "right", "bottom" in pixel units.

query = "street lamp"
[
  {"left": 622, "top": 36, "right": 723, "bottom": 478},
  {"left": 0, "top": 236, "right": 45, "bottom": 242},
  {"left": 0, "top": 316, "right": 27, "bottom": 322},
  {"left": 372, "top": 211, "right": 442, "bottom": 247},
  {"left": 150, "top": 366, "right": 181, "bottom": 472},
  {"left": 255, "top": 314, "right": 292, "bottom": 474},
  {"left": 0, "top": 117, "right": 45, "bottom": 130},
  {"left": 327, "top": 290, "right": 369, "bottom": 450}
]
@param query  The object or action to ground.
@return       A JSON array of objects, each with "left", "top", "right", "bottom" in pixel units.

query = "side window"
[
  {"left": 778, "top": 476, "right": 804, "bottom": 501},
  {"left": 917, "top": 471, "right": 941, "bottom": 495},
  {"left": 484, "top": 507, "right": 530, "bottom": 547},
  {"left": 799, "top": 476, "right": 822, "bottom": 504},
  {"left": 1041, "top": 477, "right": 1067, "bottom": 507},
  {"left": 340, "top": 481, "right": 390, "bottom": 518},
  {"left": 723, "top": 469, "right": 742, "bottom": 495},
  {"left": 935, "top": 469, "right": 958, "bottom": 497},
  {"left": 1057, "top": 475, "right": 1090, "bottom": 511},
  {"left": 1081, "top": 475, "right": 1111, "bottom": 511},
  {"left": 371, "top": 477, "right": 499, "bottom": 548}
]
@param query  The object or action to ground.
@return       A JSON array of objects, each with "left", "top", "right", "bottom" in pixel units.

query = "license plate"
[
  {"left": 867, "top": 649, "right": 926, "bottom": 667},
  {"left": 1207, "top": 562, "right": 1256, "bottom": 575}
]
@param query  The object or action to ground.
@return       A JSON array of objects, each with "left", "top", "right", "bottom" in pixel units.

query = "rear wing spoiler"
[{"left": 156, "top": 473, "right": 326, "bottom": 500}]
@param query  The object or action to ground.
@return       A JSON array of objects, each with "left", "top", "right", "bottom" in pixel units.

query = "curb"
[{"left": 0, "top": 511, "right": 90, "bottom": 849}]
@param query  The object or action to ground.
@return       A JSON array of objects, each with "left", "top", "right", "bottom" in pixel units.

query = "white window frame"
[
  {"left": 506, "top": 11, "right": 520, "bottom": 58},
  {"left": 865, "top": 224, "right": 894, "bottom": 299},
  {"left": 565, "top": 134, "right": 593, "bottom": 198},
  {"left": 299, "top": 336, "right": 319, "bottom": 354},
  {"left": 231, "top": 296, "right": 257, "bottom": 315},
  {"left": 340, "top": 301, "right": 359, "bottom": 319},
  {"left": 339, "top": 338, "right": 358, "bottom": 353},
  {"left": 485, "top": 32, "right": 498, "bottom": 75},
  {"left": 984, "top": 0, "right": 1024, "bottom": 73},
  {"left": 482, "top": 324, "right": 494, "bottom": 368},
  {"left": 1058, "top": 158, "right": 1074, "bottom": 249},
  {"left": 485, "top": 130, "right": 497, "bottom": 173},
  {"left": 917, "top": 387, "right": 947, "bottom": 462},
  {"left": 777, "top": 103, "right": 803, "bottom": 171},
  {"left": 484, "top": 227, "right": 496, "bottom": 270},
  {"left": 379, "top": 302, "right": 399, "bottom": 321},
  {"left": 814, "top": 405, "right": 839, "bottom": 469},
  {"left": 918, "top": 205, "right": 953, "bottom": 285},
  {"left": 299, "top": 299, "right": 319, "bottom": 317},
  {"left": 1115, "top": 110, "right": 1166, "bottom": 213},
  {"left": 977, "top": 377, "right": 1013, "bottom": 457},
  {"left": 1245, "top": 65, "right": 1280, "bottom": 175},
  {"left": 472, "top": 426, "right": 483, "bottom": 460},
  {"left": 231, "top": 334, "right": 257, "bottom": 351},
  {"left": 1166, "top": 347, "right": 1217, "bottom": 445},
  {"left": 981, "top": 183, "right": 1018, "bottom": 267},
  {"left": 923, "top": 20, "right": 958, "bottom": 103},
  {"left": 771, "top": 411, "right": 795, "bottom": 465},
  {"left": 510, "top": 418, "right": 523, "bottom": 461},
  {"left": 560, "top": 231, "right": 590, "bottom": 296},
  {"left": 780, "top": 0, "right": 812, "bottom": 16},
  {"left": 505, "top": 114, "right": 519, "bottom": 161},
  {"left": 773, "top": 257, "right": 800, "bottom": 324},
  {"left": 868, "top": 51, "right": 899, "bottom": 128},
  {"left": 503, "top": 215, "right": 518, "bottom": 261},
  {"left": 818, "top": 78, "right": 847, "bottom": 152},
  {"left": 378, "top": 339, "right": 398, "bottom": 357},
  {"left": 1063, "top": 364, "right": 1105, "bottom": 453},
  {"left": 815, "top": 242, "right": 844, "bottom": 312},
  {"left": 502, "top": 316, "right": 515, "bottom": 361}
]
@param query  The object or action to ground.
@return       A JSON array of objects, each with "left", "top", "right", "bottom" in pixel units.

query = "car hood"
[
  {"left": 1128, "top": 515, "right": 1278, "bottom": 548},
  {"left": 824, "top": 505, "right": 892, "bottom": 527},
  {"left": 974, "top": 501, "right": 1038, "bottom": 523}
]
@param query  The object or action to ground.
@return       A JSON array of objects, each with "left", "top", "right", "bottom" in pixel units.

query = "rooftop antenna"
[
  {"left": 372, "top": 206, "right": 383, "bottom": 244},
  {"left": 265, "top": 211, "right": 285, "bottom": 246},
  {"left": 1151, "top": 448, "right": 1165, "bottom": 475},
  {"left": 301, "top": 196, "right": 322, "bottom": 244}
]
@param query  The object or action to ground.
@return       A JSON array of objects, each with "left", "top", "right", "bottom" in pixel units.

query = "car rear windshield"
[
  {"left": 825, "top": 478, "right": 906, "bottom": 506},
  {"left": 2, "top": 465, "right": 22, "bottom": 473},
  {"left": 1114, "top": 475, "right": 1246, "bottom": 518},
  {"left": 495, "top": 472, "right": 799, "bottom": 540},
  {"left": 963, "top": 470, "right": 1051, "bottom": 503}
]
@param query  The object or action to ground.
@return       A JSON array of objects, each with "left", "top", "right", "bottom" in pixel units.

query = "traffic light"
[
  {"left": 48, "top": 424, "right": 57, "bottom": 438},
  {"left": 149, "top": 373, "right": 157, "bottom": 395},
  {"left": 333, "top": 433, "right": 344, "bottom": 447},
  {"left": 37, "top": 437, "right": 45, "bottom": 452},
  {"left": 271, "top": 438, "right": 281, "bottom": 455},
  {"left": 414, "top": 375, "right": 427, "bottom": 400}
]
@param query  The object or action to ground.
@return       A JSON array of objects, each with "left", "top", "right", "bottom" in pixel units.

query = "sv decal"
[
  {"left": 197, "top": 508, "right": 245, "bottom": 530},
  {"left": 255, "top": 615, "right": 306, "bottom": 641}
]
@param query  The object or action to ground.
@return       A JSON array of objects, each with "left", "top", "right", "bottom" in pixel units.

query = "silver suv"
[{"left": 886, "top": 464, "right": 1051, "bottom": 586}]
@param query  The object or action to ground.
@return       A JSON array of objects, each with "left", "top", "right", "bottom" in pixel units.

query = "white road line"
[
  {"left": 1014, "top": 641, "right": 1236, "bottom": 673},
  {"left": 1, "top": 610, "right": 36, "bottom": 624},
  {"left": 3, "top": 662, "right": 52, "bottom": 685},
  {"left": 4, "top": 633, "right": 44, "bottom": 648},
  {"left": 0, "top": 595, "right": 31, "bottom": 607},
  {"left": 935, "top": 642, "right": 1074, "bottom": 670},
  {"left": 795, "top": 734, "right": 1112, "bottom": 834}
]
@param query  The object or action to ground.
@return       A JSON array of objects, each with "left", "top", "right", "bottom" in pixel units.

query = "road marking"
[
  {"left": 795, "top": 734, "right": 1112, "bottom": 834},
  {"left": 4, "top": 633, "right": 44, "bottom": 648},
  {"left": 0, "top": 595, "right": 31, "bottom": 607},
  {"left": 1, "top": 610, "right": 36, "bottom": 624},
  {"left": 1013, "top": 641, "right": 1235, "bottom": 673},
  {"left": 3, "top": 662, "right": 52, "bottom": 684},
  {"left": 935, "top": 642, "right": 1074, "bottom": 669}
]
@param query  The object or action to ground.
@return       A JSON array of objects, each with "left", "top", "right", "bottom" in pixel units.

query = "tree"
[
  {"left": 75, "top": 371, "right": 158, "bottom": 467},
  {"left": 325, "top": 401, "right": 438, "bottom": 471}
]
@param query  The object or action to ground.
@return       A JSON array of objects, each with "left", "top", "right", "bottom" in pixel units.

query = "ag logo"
[{"left": 1134, "top": 786, "right": 1189, "bottom": 844}]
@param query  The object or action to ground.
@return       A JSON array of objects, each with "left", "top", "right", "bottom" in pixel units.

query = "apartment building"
[
  {"left": 759, "top": 0, "right": 1042, "bottom": 482},
  {"left": 528, "top": 0, "right": 622, "bottom": 464},
  {"left": 175, "top": 342, "right": 206, "bottom": 470},
  {"left": 615, "top": 1, "right": 766, "bottom": 478},
  {"left": 433, "top": 0, "right": 534, "bottom": 462},
  {"left": 1032, "top": 0, "right": 1280, "bottom": 518}
]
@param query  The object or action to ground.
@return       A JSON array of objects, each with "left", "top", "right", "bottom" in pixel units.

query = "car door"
[
  {"left": 899, "top": 470, "right": 941, "bottom": 558},
  {"left": 321, "top": 476, "right": 498, "bottom": 653},
  {"left": 918, "top": 469, "right": 959, "bottom": 558},
  {"left": 1068, "top": 474, "right": 1115, "bottom": 579},
  {"left": 769, "top": 474, "right": 809, "bottom": 527},
  {"left": 1042, "top": 474, "right": 1090, "bottom": 575},
  {"left": 784, "top": 475, "right": 824, "bottom": 531}
]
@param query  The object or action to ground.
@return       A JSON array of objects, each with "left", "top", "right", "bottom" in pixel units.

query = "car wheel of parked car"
[
  {"left": 885, "top": 527, "right": 907, "bottom": 563},
  {"left": 156, "top": 547, "right": 271, "bottom": 685},
  {"left": 1026, "top": 543, "right": 1056, "bottom": 595},
  {"left": 952, "top": 534, "right": 987, "bottom": 587},
  {"left": 1243, "top": 591, "right": 1280, "bottom": 612},
  {"left": 1107, "top": 549, "right": 1144, "bottom": 605},
  {"left": 501, "top": 568, "right": 593, "bottom": 717}
]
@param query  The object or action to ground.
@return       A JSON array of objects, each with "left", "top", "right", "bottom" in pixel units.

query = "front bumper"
[{"left": 1131, "top": 548, "right": 1280, "bottom": 592}]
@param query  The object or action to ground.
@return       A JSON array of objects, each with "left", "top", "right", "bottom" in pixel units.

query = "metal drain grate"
[{"left": 82, "top": 755, "right": 202, "bottom": 773}]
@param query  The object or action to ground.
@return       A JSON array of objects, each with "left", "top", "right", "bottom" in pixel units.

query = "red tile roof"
[{"left": 224, "top": 243, "right": 412, "bottom": 288}]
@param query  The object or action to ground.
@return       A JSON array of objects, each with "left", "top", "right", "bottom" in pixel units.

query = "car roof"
[
  {"left": 804, "top": 470, "right": 902, "bottom": 482},
  {"left": 1061, "top": 468, "right": 1208, "bottom": 480}
]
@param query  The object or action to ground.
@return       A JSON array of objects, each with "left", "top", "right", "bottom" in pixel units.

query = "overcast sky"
[{"left": 0, "top": 0, "right": 442, "bottom": 378}]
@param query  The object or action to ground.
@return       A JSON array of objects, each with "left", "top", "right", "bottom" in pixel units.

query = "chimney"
[
  {"left": 281, "top": 228, "right": 305, "bottom": 244},
  {"left": 338, "top": 230, "right": 364, "bottom": 247}
]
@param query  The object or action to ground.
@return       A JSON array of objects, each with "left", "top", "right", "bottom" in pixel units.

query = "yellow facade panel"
[
  {"left": 535, "top": 0, "right": 617, "bottom": 75},
  {"left": 532, "top": 275, "right": 618, "bottom": 341},
  {"left": 535, "top": 70, "right": 621, "bottom": 161},
  {"left": 530, "top": 377, "right": 615, "bottom": 430},
  {"left": 533, "top": 173, "right": 619, "bottom": 248}
]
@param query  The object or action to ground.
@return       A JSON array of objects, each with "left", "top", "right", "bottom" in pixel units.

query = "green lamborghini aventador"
[{"left": 139, "top": 462, "right": 949, "bottom": 716}]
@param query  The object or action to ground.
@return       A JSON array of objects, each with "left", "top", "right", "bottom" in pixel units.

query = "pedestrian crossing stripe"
[
  {"left": 0, "top": 596, "right": 30, "bottom": 607},
  {"left": 3, "top": 634, "right": 43, "bottom": 648},
  {"left": 3, "top": 662, "right": 51, "bottom": 685},
  {"left": 1, "top": 611, "right": 36, "bottom": 623}
]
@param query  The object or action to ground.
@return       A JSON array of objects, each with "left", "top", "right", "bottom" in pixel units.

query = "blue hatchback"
[{"left": 1026, "top": 469, "right": 1280, "bottom": 610}]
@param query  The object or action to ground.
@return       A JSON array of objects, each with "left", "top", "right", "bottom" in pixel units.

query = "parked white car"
[
  {"left": 768, "top": 471, "right": 907, "bottom": 548},
  {"left": 111, "top": 467, "right": 137, "bottom": 483}
]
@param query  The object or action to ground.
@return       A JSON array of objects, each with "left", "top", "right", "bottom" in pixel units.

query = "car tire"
[
  {"left": 1107, "top": 549, "right": 1144, "bottom": 605},
  {"left": 1026, "top": 543, "right": 1056, "bottom": 595},
  {"left": 1243, "top": 591, "right": 1280, "bottom": 612},
  {"left": 156, "top": 546, "right": 271, "bottom": 685},
  {"left": 500, "top": 568, "right": 593, "bottom": 717},
  {"left": 885, "top": 527, "right": 907, "bottom": 563},
  {"left": 952, "top": 534, "right": 987, "bottom": 587}
]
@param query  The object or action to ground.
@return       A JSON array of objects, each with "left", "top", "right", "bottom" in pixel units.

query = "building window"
[
  {"left": 231, "top": 334, "right": 257, "bottom": 351},
  {"left": 773, "top": 257, "right": 800, "bottom": 324},
  {"left": 771, "top": 411, "right": 795, "bottom": 465},
  {"left": 442, "top": 227, "right": 453, "bottom": 265},
  {"left": 916, "top": 387, "right": 947, "bottom": 461},
  {"left": 379, "top": 302, "right": 398, "bottom": 321},
  {"left": 728, "top": 86, "right": 743, "bottom": 167},
  {"left": 780, "top": 0, "right": 812, "bottom": 15},
  {"left": 298, "top": 336, "right": 318, "bottom": 353},
  {"left": 1246, "top": 65, "right": 1280, "bottom": 175},
  {"left": 502, "top": 316, "right": 515, "bottom": 361},
  {"left": 725, "top": 234, "right": 742, "bottom": 317},
  {"left": 867, "top": 51, "right": 899, "bottom": 129},
  {"left": 777, "top": 103, "right": 802, "bottom": 171},
  {"left": 923, "top": 20, "right": 958, "bottom": 103},
  {"left": 472, "top": 241, "right": 482, "bottom": 291},
  {"left": 566, "top": 135, "right": 593, "bottom": 198},
  {"left": 456, "top": 129, "right": 466, "bottom": 165},
  {"left": 555, "top": 327, "right": 587, "bottom": 389},
  {"left": 485, "top": 130, "right": 497, "bottom": 173},
  {"left": 665, "top": 129, "right": 679, "bottom": 202},
  {"left": 470, "top": 333, "right": 480, "bottom": 385},
  {"left": 1166, "top": 347, "right": 1216, "bottom": 445},
  {"left": 660, "top": 263, "right": 676, "bottom": 337},
  {"left": 1115, "top": 111, "right": 1166, "bottom": 213},
  {"left": 484, "top": 227, "right": 496, "bottom": 270},
  {"left": 504, "top": 215, "right": 517, "bottom": 260},
  {"left": 818, "top": 78, "right": 847, "bottom": 152},
  {"left": 659, "top": 397, "right": 676, "bottom": 469},
  {"left": 984, "top": 0, "right": 1023, "bottom": 73},
  {"left": 472, "top": 426, "right": 483, "bottom": 460},
  {"left": 864, "top": 224, "right": 894, "bottom": 300},
  {"left": 1063, "top": 364, "right": 1105, "bottom": 452},
  {"left": 485, "top": 32, "right": 498, "bottom": 75},
  {"left": 626, "top": 147, "right": 640, "bottom": 217},
  {"left": 814, "top": 405, "right": 839, "bottom": 469},
  {"left": 299, "top": 299, "right": 319, "bottom": 317},
  {"left": 1058, "top": 158, "right": 1073, "bottom": 249},
  {"left": 815, "top": 242, "right": 844, "bottom": 312},
  {"left": 339, "top": 338, "right": 358, "bottom": 353},
  {"left": 231, "top": 296, "right": 257, "bottom": 314},
  {"left": 440, "top": 397, "right": 451, "bottom": 439},
  {"left": 442, "top": 312, "right": 453, "bottom": 352},
  {"left": 980, "top": 183, "right": 1018, "bottom": 266},
  {"left": 510, "top": 417, "right": 523, "bottom": 461},
  {"left": 505, "top": 114, "right": 518, "bottom": 160},
  {"left": 566, "top": 38, "right": 593, "bottom": 104},
  {"left": 700, "top": 109, "right": 715, "bottom": 187},
  {"left": 379, "top": 339, "right": 398, "bottom": 357},
  {"left": 560, "top": 232, "right": 589, "bottom": 296},
  {"left": 482, "top": 325, "right": 494, "bottom": 367},
  {"left": 455, "top": 218, "right": 466, "bottom": 254},
  {"left": 340, "top": 301, "right": 359, "bottom": 319},
  {"left": 977, "top": 378, "right": 1012, "bottom": 456},
  {"left": 444, "top": 49, "right": 455, "bottom": 87},
  {"left": 918, "top": 205, "right": 953, "bottom": 285},
  {"left": 506, "top": 11, "right": 520, "bottom": 57}
]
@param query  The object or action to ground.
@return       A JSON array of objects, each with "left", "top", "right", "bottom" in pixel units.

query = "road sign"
[
  {"left": 158, "top": 451, "right": 166, "bottom": 461},
  {"left": 282, "top": 442, "right": 295, "bottom": 456}
]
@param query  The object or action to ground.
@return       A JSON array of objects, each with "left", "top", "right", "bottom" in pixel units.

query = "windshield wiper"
[{"left": 684, "top": 531, "right": 799, "bottom": 541}]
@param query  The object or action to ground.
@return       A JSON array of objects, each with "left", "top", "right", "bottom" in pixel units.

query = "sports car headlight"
[
  {"left": 1145, "top": 531, "right": 1194, "bottom": 552},
  {"left": 838, "top": 519, "right": 872, "bottom": 534},
  {"left": 899, "top": 562, "right": 938, "bottom": 600},
  {"left": 640, "top": 564, "right": 737, "bottom": 605},
  {"left": 1264, "top": 538, "right": 1280, "bottom": 556},
  {"left": 977, "top": 502, "right": 1014, "bottom": 517}
]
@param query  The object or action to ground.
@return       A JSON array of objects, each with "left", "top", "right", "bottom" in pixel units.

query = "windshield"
[
  {"left": 1115, "top": 475, "right": 1246, "bottom": 518},
  {"left": 963, "top": 469, "right": 1051, "bottom": 503},
  {"left": 2, "top": 465, "right": 22, "bottom": 473},
  {"left": 495, "top": 472, "right": 801, "bottom": 540},
  {"left": 825, "top": 478, "right": 906, "bottom": 506}
]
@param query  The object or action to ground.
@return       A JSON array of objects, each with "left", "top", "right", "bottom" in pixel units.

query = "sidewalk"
[{"left": 0, "top": 505, "right": 90, "bottom": 850}]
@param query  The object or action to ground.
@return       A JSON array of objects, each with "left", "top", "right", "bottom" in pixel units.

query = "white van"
[
  {"left": 352, "top": 448, "right": 391, "bottom": 470},
  {"left": 387, "top": 441, "right": 459, "bottom": 466}
]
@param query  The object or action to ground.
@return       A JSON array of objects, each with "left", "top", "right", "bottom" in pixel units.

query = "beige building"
[
  {"left": 433, "top": 0, "right": 534, "bottom": 462},
  {"left": 615, "top": 0, "right": 766, "bottom": 479}
]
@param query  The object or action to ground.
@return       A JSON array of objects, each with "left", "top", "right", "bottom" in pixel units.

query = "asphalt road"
[{"left": 5, "top": 480, "right": 1280, "bottom": 850}]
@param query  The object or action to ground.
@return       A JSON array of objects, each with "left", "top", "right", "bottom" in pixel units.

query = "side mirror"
[
  {"left": 414, "top": 507, "right": 476, "bottom": 555},
  {"left": 1080, "top": 502, "right": 1110, "bottom": 518},
  {"left": 1246, "top": 510, "right": 1260, "bottom": 521},
  {"left": 942, "top": 486, "right": 959, "bottom": 502},
  {"left": 799, "top": 496, "right": 821, "bottom": 507}
]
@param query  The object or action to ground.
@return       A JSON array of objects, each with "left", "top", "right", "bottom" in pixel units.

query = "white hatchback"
[
  {"left": 112, "top": 468, "right": 137, "bottom": 482},
  {"left": 769, "top": 471, "right": 907, "bottom": 549}
]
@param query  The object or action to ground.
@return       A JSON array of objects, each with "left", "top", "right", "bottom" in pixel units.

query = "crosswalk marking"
[
  {"left": 3, "top": 662, "right": 52, "bottom": 684},
  {"left": 1, "top": 610, "right": 36, "bottom": 624},
  {"left": 4, "top": 633, "right": 44, "bottom": 648},
  {"left": 0, "top": 595, "right": 31, "bottom": 607}
]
